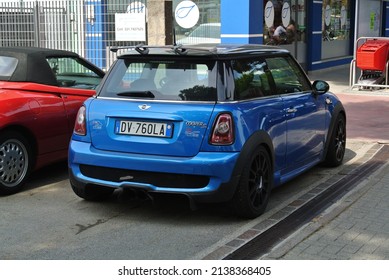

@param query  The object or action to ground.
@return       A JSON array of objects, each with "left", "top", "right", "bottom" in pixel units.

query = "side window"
[
  {"left": 0, "top": 56, "right": 18, "bottom": 79},
  {"left": 46, "top": 57, "right": 102, "bottom": 89},
  {"left": 231, "top": 59, "right": 272, "bottom": 100},
  {"left": 266, "top": 56, "right": 311, "bottom": 94}
]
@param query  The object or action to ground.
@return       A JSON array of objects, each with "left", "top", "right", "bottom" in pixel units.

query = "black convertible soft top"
[{"left": 0, "top": 47, "right": 102, "bottom": 86}]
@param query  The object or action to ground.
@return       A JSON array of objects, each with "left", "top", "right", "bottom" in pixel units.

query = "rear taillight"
[
  {"left": 210, "top": 113, "right": 234, "bottom": 145},
  {"left": 74, "top": 106, "right": 86, "bottom": 136}
]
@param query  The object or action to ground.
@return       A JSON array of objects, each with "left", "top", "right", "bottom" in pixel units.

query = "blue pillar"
[
  {"left": 85, "top": 0, "right": 106, "bottom": 69},
  {"left": 307, "top": 1, "right": 323, "bottom": 71},
  {"left": 383, "top": 1, "right": 389, "bottom": 37},
  {"left": 220, "top": 0, "right": 263, "bottom": 44}
]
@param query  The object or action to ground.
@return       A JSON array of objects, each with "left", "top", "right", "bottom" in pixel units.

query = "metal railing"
[{"left": 0, "top": 0, "right": 145, "bottom": 71}]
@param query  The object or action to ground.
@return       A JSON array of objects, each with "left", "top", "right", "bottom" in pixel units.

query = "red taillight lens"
[
  {"left": 74, "top": 106, "right": 86, "bottom": 136},
  {"left": 210, "top": 113, "right": 234, "bottom": 145}
]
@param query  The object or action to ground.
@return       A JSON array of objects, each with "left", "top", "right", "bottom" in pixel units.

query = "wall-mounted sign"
[
  {"left": 264, "top": 1, "right": 274, "bottom": 28},
  {"left": 325, "top": 5, "right": 332, "bottom": 26},
  {"left": 340, "top": 6, "right": 347, "bottom": 28},
  {"left": 281, "top": 2, "right": 291, "bottom": 27},
  {"left": 115, "top": 13, "right": 146, "bottom": 41},
  {"left": 175, "top": 0, "right": 199, "bottom": 29}
]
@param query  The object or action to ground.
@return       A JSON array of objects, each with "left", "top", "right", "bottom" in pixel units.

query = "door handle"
[{"left": 287, "top": 108, "right": 297, "bottom": 114}]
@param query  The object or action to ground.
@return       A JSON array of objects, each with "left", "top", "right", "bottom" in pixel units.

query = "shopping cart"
[{"left": 350, "top": 37, "right": 389, "bottom": 90}]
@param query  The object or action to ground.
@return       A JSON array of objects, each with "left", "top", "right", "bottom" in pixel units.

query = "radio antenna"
[{"left": 173, "top": 27, "right": 177, "bottom": 46}]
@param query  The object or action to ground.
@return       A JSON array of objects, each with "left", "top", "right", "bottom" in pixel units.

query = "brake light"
[
  {"left": 210, "top": 113, "right": 234, "bottom": 145},
  {"left": 74, "top": 106, "right": 86, "bottom": 136}
]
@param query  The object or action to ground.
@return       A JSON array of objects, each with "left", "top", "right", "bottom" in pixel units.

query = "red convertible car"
[{"left": 0, "top": 47, "right": 105, "bottom": 195}]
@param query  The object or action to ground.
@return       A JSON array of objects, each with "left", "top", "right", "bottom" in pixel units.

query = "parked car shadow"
[{"left": 22, "top": 161, "right": 69, "bottom": 192}]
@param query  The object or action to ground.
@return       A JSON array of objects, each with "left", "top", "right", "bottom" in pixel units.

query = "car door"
[
  {"left": 267, "top": 55, "right": 326, "bottom": 170},
  {"left": 30, "top": 90, "right": 71, "bottom": 154},
  {"left": 47, "top": 57, "right": 103, "bottom": 135},
  {"left": 228, "top": 57, "right": 287, "bottom": 173}
]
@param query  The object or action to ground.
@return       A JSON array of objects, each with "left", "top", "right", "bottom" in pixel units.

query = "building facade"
[
  {"left": 1, "top": 0, "right": 388, "bottom": 72},
  {"left": 218, "top": 0, "right": 389, "bottom": 71}
]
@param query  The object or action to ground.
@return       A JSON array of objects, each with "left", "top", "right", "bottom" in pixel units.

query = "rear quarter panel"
[
  {"left": 0, "top": 83, "right": 95, "bottom": 164},
  {"left": 201, "top": 97, "right": 288, "bottom": 173}
]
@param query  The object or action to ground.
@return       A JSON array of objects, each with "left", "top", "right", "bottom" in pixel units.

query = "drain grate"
[{"left": 224, "top": 145, "right": 389, "bottom": 260}]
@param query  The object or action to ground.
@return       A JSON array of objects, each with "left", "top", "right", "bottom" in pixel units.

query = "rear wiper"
[{"left": 117, "top": 91, "right": 156, "bottom": 98}]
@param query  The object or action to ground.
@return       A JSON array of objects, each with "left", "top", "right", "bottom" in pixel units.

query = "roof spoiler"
[{"left": 109, "top": 44, "right": 216, "bottom": 56}]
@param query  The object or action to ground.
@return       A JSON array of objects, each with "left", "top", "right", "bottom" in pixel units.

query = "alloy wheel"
[
  {"left": 248, "top": 150, "right": 271, "bottom": 210},
  {"left": 0, "top": 139, "right": 29, "bottom": 188},
  {"left": 334, "top": 118, "right": 346, "bottom": 162}
]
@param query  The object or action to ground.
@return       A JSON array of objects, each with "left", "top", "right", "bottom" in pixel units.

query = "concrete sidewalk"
[
  {"left": 261, "top": 66, "right": 389, "bottom": 260},
  {"left": 263, "top": 160, "right": 389, "bottom": 259}
]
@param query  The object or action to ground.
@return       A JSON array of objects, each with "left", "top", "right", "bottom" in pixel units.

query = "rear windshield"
[
  {"left": 0, "top": 56, "right": 18, "bottom": 79},
  {"left": 98, "top": 58, "right": 217, "bottom": 101}
]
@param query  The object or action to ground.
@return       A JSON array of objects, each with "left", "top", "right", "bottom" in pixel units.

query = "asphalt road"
[
  {"left": 0, "top": 140, "right": 374, "bottom": 260},
  {"left": 3, "top": 71, "right": 389, "bottom": 260},
  {"left": 3, "top": 65, "right": 389, "bottom": 260}
]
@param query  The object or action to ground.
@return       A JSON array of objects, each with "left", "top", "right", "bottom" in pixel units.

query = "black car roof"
[
  {"left": 0, "top": 46, "right": 80, "bottom": 57},
  {"left": 0, "top": 47, "right": 81, "bottom": 85},
  {"left": 115, "top": 44, "right": 290, "bottom": 58}
]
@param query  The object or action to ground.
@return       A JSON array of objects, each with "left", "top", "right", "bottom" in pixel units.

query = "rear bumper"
[{"left": 68, "top": 140, "right": 241, "bottom": 202}]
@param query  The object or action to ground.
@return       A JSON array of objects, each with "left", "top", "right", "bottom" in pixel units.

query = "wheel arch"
[
  {"left": 0, "top": 125, "right": 38, "bottom": 168},
  {"left": 232, "top": 130, "right": 275, "bottom": 180}
]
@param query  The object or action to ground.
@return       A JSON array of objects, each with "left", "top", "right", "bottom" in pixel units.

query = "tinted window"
[
  {"left": 231, "top": 58, "right": 273, "bottom": 100},
  {"left": 99, "top": 59, "right": 217, "bottom": 101},
  {"left": 266, "top": 56, "right": 311, "bottom": 94},
  {"left": 0, "top": 56, "right": 18, "bottom": 79},
  {"left": 46, "top": 57, "right": 102, "bottom": 89}
]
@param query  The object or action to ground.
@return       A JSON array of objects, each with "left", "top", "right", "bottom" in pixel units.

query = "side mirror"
[{"left": 312, "top": 80, "right": 329, "bottom": 95}]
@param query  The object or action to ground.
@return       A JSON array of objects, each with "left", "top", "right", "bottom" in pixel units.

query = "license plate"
[{"left": 115, "top": 120, "right": 173, "bottom": 138}]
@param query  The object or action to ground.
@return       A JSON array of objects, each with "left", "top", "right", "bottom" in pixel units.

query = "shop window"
[
  {"left": 321, "top": 0, "right": 351, "bottom": 59},
  {"left": 322, "top": 0, "right": 350, "bottom": 41},
  {"left": 263, "top": 0, "right": 305, "bottom": 46}
]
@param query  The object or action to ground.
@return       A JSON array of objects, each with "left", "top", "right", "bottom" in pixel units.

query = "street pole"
[{"left": 147, "top": 0, "right": 173, "bottom": 45}]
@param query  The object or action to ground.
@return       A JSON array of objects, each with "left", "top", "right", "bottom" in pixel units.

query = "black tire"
[
  {"left": 0, "top": 131, "right": 32, "bottom": 195},
  {"left": 233, "top": 146, "right": 273, "bottom": 218},
  {"left": 323, "top": 114, "right": 346, "bottom": 167}
]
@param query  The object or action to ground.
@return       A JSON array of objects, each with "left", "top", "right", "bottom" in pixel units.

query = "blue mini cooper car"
[{"left": 68, "top": 44, "right": 346, "bottom": 218}]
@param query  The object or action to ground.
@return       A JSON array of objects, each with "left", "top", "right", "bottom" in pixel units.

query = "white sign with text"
[{"left": 115, "top": 13, "right": 145, "bottom": 41}]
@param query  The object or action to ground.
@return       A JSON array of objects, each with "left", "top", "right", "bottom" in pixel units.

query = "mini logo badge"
[{"left": 139, "top": 104, "right": 151, "bottom": 110}]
